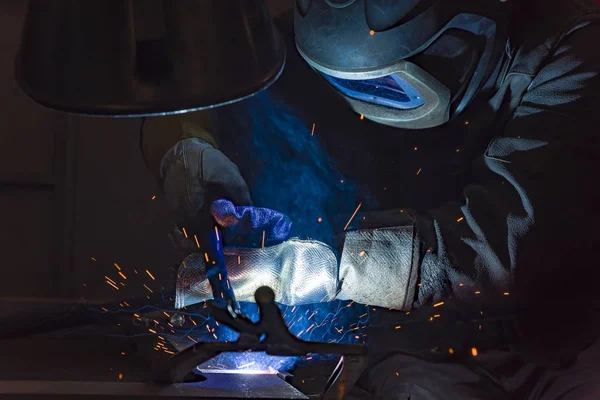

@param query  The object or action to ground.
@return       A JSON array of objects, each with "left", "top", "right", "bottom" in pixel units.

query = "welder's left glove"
[{"left": 175, "top": 199, "right": 340, "bottom": 307}]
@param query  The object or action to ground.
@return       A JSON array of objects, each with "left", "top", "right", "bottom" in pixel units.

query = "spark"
[
  {"left": 395, "top": 325, "right": 402, "bottom": 329},
  {"left": 464, "top": 120, "right": 469, "bottom": 125},
  {"left": 212, "top": 333, "right": 218, "bottom": 340},
  {"left": 82, "top": 283, "right": 86, "bottom": 287},
  {"left": 106, "top": 280, "right": 119, "bottom": 290},
  {"left": 360, "top": 114, "right": 364, "bottom": 120},
  {"left": 118, "top": 373, "right": 123, "bottom": 380},
  {"left": 143, "top": 284, "right": 153, "bottom": 293},
  {"left": 262, "top": 231, "right": 266, "bottom": 248},
  {"left": 227, "top": 280, "right": 230, "bottom": 289},
  {"left": 354, "top": 335, "right": 360, "bottom": 339},
  {"left": 434, "top": 314, "right": 440, "bottom": 318},
  {"left": 457, "top": 217, "right": 464, "bottom": 222},
  {"left": 307, "top": 323, "right": 315, "bottom": 332},
  {"left": 194, "top": 235, "right": 200, "bottom": 248},
  {"left": 359, "top": 250, "right": 366, "bottom": 257},
  {"left": 416, "top": 168, "right": 422, "bottom": 176},
  {"left": 204, "top": 253, "right": 209, "bottom": 262},
  {"left": 318, "top": 217, "right": 322, "bottom": 223},
  {"left": 395, "top": 372, "right": 399, "bottom": 376},
  {"left": 114, "top": 263, "right": 121, "bottom": 271},
  {"left": 238, "top": 361, "right": 256, "bottom": 369},
  {"left": 311, "top": 123, "right": 316, "bottom": 136},
  {"left": 459, "top": 283, "right": 464, "bottom": 286},
  {"left": 215, "top": 226, "right": 220, "bottom": 241},
  {"left": 151, "top": 195, "right": 156, "bottom": 200},
  {"left": 475, "top": 291, "right": 481, "bottom": 295},
  {"left": 238, "top": 256, "right": 241, "bottom": 265},
  {"left": 347, "top": 300, "right": 355, "bottom": 307},
  {"left": 105, "top": 276, "right": 117, "bottom": 285},
  {"left": 206, "top": 324, "right": 210, "bottom": 332},
  {"left": 369, "top": 29, "right": 375, "bottom": 36},
  {"left": 146, "top": 270, "right": 155, "bottom": 280},
  {"left": 449, "top": 348, "right": 454, "bottom": 354},
  {"left": 91, "top": 257, "right": 97, "bottom": 262},
  {"left": 163, "top": 312, "right": 170, "bottom": 317},
  {"left": 359, "top": 313, "right": 367, "bottom": 318},
  {"left": 120, "top": 282, "right": 125, "bottom": 286},
  {"left": 218, "top": 273, "right": 222, "bottom": 280},
  {"left": 504, "top": 292, "right": 510, "bottom": 296},
  {"left": 414, "top": 146, "right": 418, "bottom": 151},
  {"left": 433, "top": 301, "right": 444, "bottom": 307},
  {"left": 308, "top": 312, "right": 316, "bottom": 320},
  {"left": 190, "top": 318, "right": 197, "bottom": 326},
  {"left": 343, "top": 202, "right": 362, "bottom": 231},
  {"left": 121, "top": 352, "right": 126, "bottom": 356},
  {"left": 456, "top": 148, "right": 460, "bottom": 153},
  {"left": 479, "top": 324, "right": 482, "bottom": 330},
  {"left": 306, "top": 356, "right": 313, "bottom": 360},
  {"left": 187, "top": 336, "right": 198, "bottom": 343},
  {"left": 118, "top": 271, "right": 127, "bottom": 280},
  {"left": 123, "top": 301, "right": 130, "bottom": 306},
  {"left": 101, "top": 307, "right": 108, "bottom": 312},
  {"left": 182, "top": 227, "right": 188, "bottom": 238},
  {"left": 164, "top": 350, "right": 175, "bottom": 355},
  {"left": 471, "top": 347, "right": 478, "bottom": 356},
  {"left": 149, "top": 329, "right": 156, "bottom": 334}
]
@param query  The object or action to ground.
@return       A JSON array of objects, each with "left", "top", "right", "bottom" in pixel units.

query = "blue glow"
[{"left": 320, "top": 73, "right": 424, "bottom": 110}]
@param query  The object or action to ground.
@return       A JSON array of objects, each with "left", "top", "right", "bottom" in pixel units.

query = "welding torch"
[{"left": 193, "top": 217, "right": 239, "bottom": 313}]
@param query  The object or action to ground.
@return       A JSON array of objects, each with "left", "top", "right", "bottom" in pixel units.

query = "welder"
[{"left": 140, "top": 0, "right": 600, "bottom": 398}]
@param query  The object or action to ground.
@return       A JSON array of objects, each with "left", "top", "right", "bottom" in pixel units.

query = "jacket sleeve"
[{"left": 414, "top": 23, "right": 600, "bottom": 312}]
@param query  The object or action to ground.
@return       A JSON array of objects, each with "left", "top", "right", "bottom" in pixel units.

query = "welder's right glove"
[{"left": 175, "top": 200, "right": 420, "bottom": 310}]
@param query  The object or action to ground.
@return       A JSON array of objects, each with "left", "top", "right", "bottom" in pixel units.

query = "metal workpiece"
[
  {"left": 155, "top": 287, "right": 368, "bottom": 399},
  {"left": 15, "top": 0, "right": 286, "bottom": 117}
]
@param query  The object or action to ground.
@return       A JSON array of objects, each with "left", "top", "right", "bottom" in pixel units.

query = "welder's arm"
[{"left": 407, "top": 24, "right": 600, "bottom": 309}]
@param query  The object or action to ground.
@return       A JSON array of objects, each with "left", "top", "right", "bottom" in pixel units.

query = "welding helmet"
[{"left": 294, "top": 0, "right": 512, "bottom": 129}]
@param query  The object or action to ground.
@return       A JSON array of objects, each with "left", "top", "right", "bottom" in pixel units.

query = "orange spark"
[
  {"left": 369, "top": 29, "right": 375, "bottom": 36},
  {"left": 311, "top": 123, "right": 316, "bottom": 136},
  {"left": 214, "top": 226, "right": 220, "bottom": 241},
  {"left": 204, "top": 253, "right": 209, "bottom": 262},
  {"left": 343, "top": 202, "right": 362, "bottom": 231},
  {"left": 262, "top": 230, "right": 266, "bottom": 248},
  {"left": 395, "top": 325, "right": 401, "bottom": 329},
  {"left": 182, "top": 227, "right": 188, "bottom": 238},
  {"left": 91, "top": 257, "right": 97, "bottom": 262},
  {"left": 449, "top": 348, "right": 454, "bottom": 354},
  {"left": 471, "top": 347, "right": 478, "bottom": 356},
  {"left": 114, "top": 263, "right": 121, "bottom": 271},
  {"left": 504, "top": 292, "right": 510, "bottom": 296},
  {"left": 143, "top": 284, "right": 153, "bottom": 293},
  {"left": 146, "top": 270, "right": 155, "bottom": 280},
  {"left": 475, "top": 291, "right": 481, "bottom": 295},
  {"left": 457, "top": 217, "right": 464, "bottom": 222},
  {"left": 238, "top": 255, "right": 241, "bottom": 265},
  {"left": 360, "top": 114, "right": 364, "bottom": 120},
  {"left": 118, "top": 373, "right": 123, "bottom": 380},
  {"left": 464, "top": 120, "right": 469, "bottom": 125},
  {"left": 433, "top": 301, "right": 444, "bottom": 307},
  {"left": 151, "top": 195, "right": 156, "bottom": 200},
  {"left": 416, "top": 168, "right": 422, "bottom": 176},
  {"left": 194, "top": 235, "right": 200, "bottom": 248},
  {"left": 318, "top": 217, "right": 322, "bottom": 223},
  {"left": 106, "top": 280, "right": 119, "bottom": 290},
  {"left": 118, "top": 271, "right": 126, "bottom": 280},
  {"left": 148, "top": 329, "right": 156, "bottom": 334}
]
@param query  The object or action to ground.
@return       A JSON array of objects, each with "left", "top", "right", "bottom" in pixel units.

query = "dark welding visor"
[
  {"left": 299, "top": 46, "right": 451, "bottom": 128},
  {"left": 15, "top": 0, "right": 285, "bottom": 117}
]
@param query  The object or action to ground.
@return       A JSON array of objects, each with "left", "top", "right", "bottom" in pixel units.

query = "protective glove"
[
  {"left": 175, "top": 200, "right": 419, "bottom": 310},
  {"left": 161, "top": 138, "right": 252, "bottom": 230}
]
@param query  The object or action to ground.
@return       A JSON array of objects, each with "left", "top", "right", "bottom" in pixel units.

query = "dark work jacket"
[{"left": 213, "top": 0, "right": 600, "bottom": 367}]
